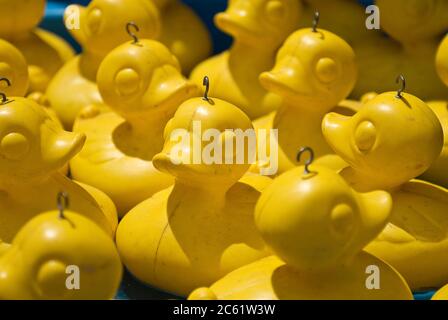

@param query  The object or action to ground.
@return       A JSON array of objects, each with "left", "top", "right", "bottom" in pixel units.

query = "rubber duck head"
[
  {"left": 0, "top": 40, "right": 29, "bottom": 97},
  {"left": 0, "top": 0, "right": 45, "bottom": 37},
  {"left": 0, "top": 195, "right": 122, "bottom": 299},
  {"left": 436, "top": 35, "right": 448, "bottom": 87},
  {"left": 215, "top": 0, "right": 302, "bottom": 48},
  {"left": 260, "top": 24, "right": 357, "bottom": 112},
  {"left": 255, "top": 156, "right": 392, "bottom": 271},
  {"left": 153, "top": 77, "right": 254, "bottom": 188},
  {"left": 97, "top": 39, "right": 198, "bottom": 120},
  {"left": 323, "top": 78, "right": 444, "bottom": 188},
  {"left": 0, "top": 97, "right": 85, "bottom": 183},
  {"left": 65, "top": 0, "right": 160, "bottom": 57},
  {"left": 376, "top": 0, "right": 448, "bottom": 44}
]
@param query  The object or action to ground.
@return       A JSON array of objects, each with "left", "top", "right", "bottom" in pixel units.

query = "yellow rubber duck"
[
  {"left": 152, "top": 0, "right": 212, "bottom": 74},
  {"left": 257, "top": 18, "right": 357, "bottom": 174},
  {"left": 116, "top": 78, "right": 272, "bottom": 296},
  {"left": 0, "top": 193, "right": 122, "bottom": 300},
  {"left": 323, "top": 78, "right": 448, "bottom": 290},
  {"left": 70, "top": 38, "right": 198, "bottom": 215},
  {"left": 0, "top": 94, "right": 117, "bottom": 244},
  {"left": 432, "top": 284, "right": 448, "bottom": 300},
  {"left": 189, "top": 155, "right": 413, "bottom": 300},
  {"left": 190, "top": 0, "right": 301, "bottom": 120},
  {"left": 0, "top": 0, "right": 74, "bottom": 93},
  {"left": 422, "top": 35, "right": 448, "bottom": 187},
  {"left": 46, "top": 0, "right": 161, "bottom": 129}
]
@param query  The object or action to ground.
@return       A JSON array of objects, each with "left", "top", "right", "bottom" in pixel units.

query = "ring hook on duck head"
[
  {"left": 312, "top": 11, "right": 320, "bottom": 32},
  {"left": 396, "top": 75, "right": 406, "bottom": 99},
  {"left": 297, "top": 146, "right": 314, "bottom": 175},
  {"left": 0, "top": 78, "right": 11, "bottom": 104},
  {"left": 202, "top": 76, "right": 210, "bottom": 101},
  {"left": 126, "top": 22, "right": 140, "bottom": 44},
  {"left": 57, "top": 192, "right": 70, "bottom": 220}
]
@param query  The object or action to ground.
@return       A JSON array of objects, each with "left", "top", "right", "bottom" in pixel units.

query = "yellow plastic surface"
[
  {"left": 70, "top": 39, "right": 197, "bottom": 215},
  {"left": 154, "top": 0, "right": 212, "bottom": 74},
  {"left": 116, "top": 95, "right": 272, "bottom": 296},
  {"left": 323, "top": 91, "right": 448, "bottom": 290},
  {"left": 46, "top": 0, "right": 161, "bottom": 129},
  {"left": 189, "top": 165, "right": 412, "bottom": 300},
  {"left": 0, "top": 0, "right": 74, "bottom": 93},
  {"left": 0, "top": 210, "right": 122, "bottom": 300},
  {"left": 0, "top": 97, "right": 116, "bottom": 243},
  {"left": 190, "top": 0, "right": 301, "bottom": 119}
]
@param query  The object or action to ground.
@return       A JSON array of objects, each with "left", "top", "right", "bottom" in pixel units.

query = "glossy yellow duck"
[
  {"left": 116, "top": 79, "right": 272, "bottom": 296},
  {"left": 70, "top": 38, "right": 197, "bottom": 215},
  {"left": 323, "top": 78, "right": 448, "bottom": 290},
  {"left": 432, "top": 284, "right": 448, "bottom": 300},
  {"left": 0, "top": 39, "right": 29, "bottom": 97},
  {"left": 0, "top": 94, "right": 117, "bottom": 244},
  {"left": 255, "top": 19, "right": 357, "bottom": 174},
  {"left": 189, "top": 154, "right": 413, "bottom": 300},
  {"left": 0, "top": 193, "right": 122, "bottom": 300},
  {"left": 0, "top": 0, "right": 74, "bottom": 93},
  {"left": 422, "top": 35, "right": 448, "bottom": 187},
  {"left": 190, "top": 0, "right": 301, "bottom": 119},
  {"left": 46, "top": 0, "right": 161, "bottom": 129},
  {"left": 152, "top": 0, "right": 212, "bottom": 74}
]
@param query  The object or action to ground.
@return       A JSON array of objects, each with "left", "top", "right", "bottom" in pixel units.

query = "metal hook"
[
  {"left": 396, "top": 75, "right": 406, "bottom": 99},
  {"left": 57, "top": 192, "right": 69, "bottom": 219},
  {"left": 312, "top": 11, "right": 320, "bottom": 32},
  {"left": 0, "top": 78, "right": 11, "bottom": 104},
  {"left": 126, "top": 22, "right": 140, "bottom": 44},
  {"left": 202, "top": 76, "right": 210, "bottom": 101},
  {"left": 297, "top": 146, "right": 314, "bottom": 175}
]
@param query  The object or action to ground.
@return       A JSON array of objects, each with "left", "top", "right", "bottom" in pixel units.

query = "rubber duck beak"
[
  {"left": 215, "top": 12, "right": 259, "bottom": 39},
  {"left": 357, "top": 190, "right": 392, "bottom": 240},
  {"left": 322, "top": 112, "right": 355, "bottom": 162},
  {"left": 143, "top": 66, "right": 198, "bottom": 110},
  {"left": 259, "top": 61, "right": 313, "bottom": 99},
  {"left": 65, "top": 5, "right": 87, "bottom": 46},
  {"left": 41, "top": 122, "right": 86, "bottom": 169}
]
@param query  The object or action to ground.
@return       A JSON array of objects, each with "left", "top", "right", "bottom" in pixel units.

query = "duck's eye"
[
  {"left": 355, "top": 121, "right": 376, "bottom": 153},
  {"left": 315, "top": 57, "right": 339, "bottom": 83},
  {"left": 114, "top": 68, "right": 141, "bottom": 97},
  {"left": 87, "top": 8, "right": 102, "bottom": 34},
  {"left": 36, "top": 260, "right": 68, "bottom": 298},
  {"left": 330, "top": 203, "right": 355, "bottom": 238},
  {"left": 0, "top": 133, "right": 29, "bottom": 160},
  {"left": 265, "top": 0, "right": 285, "bottom": 22}
]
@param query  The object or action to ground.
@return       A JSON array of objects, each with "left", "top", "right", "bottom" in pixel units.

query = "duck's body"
[
  {"left": 155, "top": 0, "right": 211, "bottom": 74},
  {"left": 190, "top": 165, "right": 412, "bottom": 300},
  {"left": 117, "top": 94, "right": 272, "bottom": 296},
  {"left": 46, "top": 0, "right": 161, "bottom": 129},
  {"left": 190, "top": 0, "right": 301, "bottom": 119},
  {"left": 71, "top": 111, "right": 173, "bottom": 214},
  {"left": 118, "top": 176, "right": 271, "bottom": 296},
  {"left": 0, "top": 0, "right": 74, "bottom": 93},
  {"left": 421, "top": 36, "right": 448, "bottom": 187},
  {"left": 191, "top": 253, "right": 411, "bottom": 300},
  {"left": 70, "top": 39, "right": 197, "bottom": 215},
  {"left": 323, "top": 90, "right": 448, "bottom": 290},
  {"left": 0, "top": 210, "right": 122, "bottom": 300}
]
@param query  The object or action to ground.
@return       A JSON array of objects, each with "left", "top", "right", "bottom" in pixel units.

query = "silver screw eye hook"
[
  {"left": 297, "top": 146, "right": 315, "bottom": 175},
  {"left": 202, "top": 76, "right": 210, "bottom": 101},
  {"left": 0, "top": 78, "right": 11, "bottom": 104},
  {"left": 126, "top": 22, "right": 140, "bottom": 44},
  {"left": 312, "top": 11, "right": 320, "bottom": 32},
  {"left": 57, "top": 192, "right": 70, "bottom": 220},
  {"left": 396, "top": 75, "right": 406, "bottom": 99}
]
